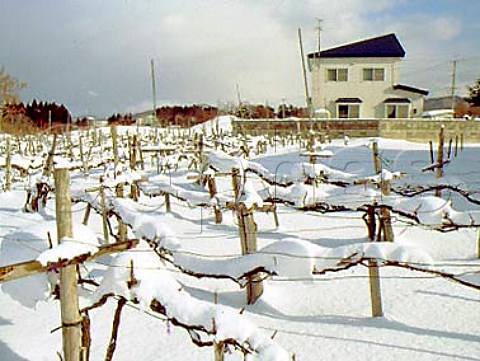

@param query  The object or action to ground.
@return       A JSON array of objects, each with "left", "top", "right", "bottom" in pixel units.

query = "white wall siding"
[{"left": 310, "top": 56, "right": 415, "bottom": 118}]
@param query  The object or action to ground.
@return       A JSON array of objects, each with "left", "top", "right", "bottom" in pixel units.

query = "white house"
[{"left": 307, "top": 33, "right": 428, "bottom": 119}]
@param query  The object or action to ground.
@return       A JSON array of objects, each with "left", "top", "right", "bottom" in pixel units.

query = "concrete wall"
[
  {"left": 233, "top": 118, "right": 480, "bottom": 143},
  {"left": 379, "top": 119, "right": 480, "bottom": 143}
]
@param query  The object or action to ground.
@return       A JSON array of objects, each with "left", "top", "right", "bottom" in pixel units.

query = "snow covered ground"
[{"left": 0, "top": 118, "right": 479, "bottom": 360}]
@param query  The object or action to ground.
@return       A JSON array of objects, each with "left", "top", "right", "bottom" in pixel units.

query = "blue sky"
[{"left": 1, "top": 0, "right": 478, "bottom": 116}]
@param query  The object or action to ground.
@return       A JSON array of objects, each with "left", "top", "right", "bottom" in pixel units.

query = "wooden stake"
[
  {"left": 372, "top": 141, "right": 381, "bottom": 174},
  {"left": 110, "top": 126, "right": 119, "bottom": 177},
  {"left": 137, "top": 137, "right": 145, "bottom": 170},
  {"left": 99, "top": 177, "right": 110, "bottom": 244},
  {"left": 28, "top": 135, "right": 34, "bottom": 155},
  {"left": 380, "top": 178, "right": 391, "bottom": 197},
  {"left": 212, "top": 292, "right": 225, "bottom": 361},
  {"left": 368, "top": 259, "right": 383, "bottom": 317},
  {"left": 213, "top": 339, "right": 225, "bottom": 361},
  {"left": 81, "top": 313, "right": 91, "bottom": 361},
  {"left": 364, "top": 204, "right": 377, "bottom": 241},
  {"left": 272, "top": 205, "right": 280, "bottom": 228},
  {"left": 231, "top": 168, "right": 241, "bottom": 201},
  {"left": 54, "top": 167, "right": 82, "bottom": 361},
  {"left": 129, "top": 135, "right": 137, "bottom": 170},
  {"left": 82, "top": 203, "right": 91, "bottom": 226},
  {"left": 66, "top": 132, "right": 74, "bottom": 159},
  {"left": 237, "top": 203, "right": 263, "bottom": 305},
  {"left": 115, "top": 185, "right": 127, "bottom": 242},
  {"left": 78, "top": 135, "right": 88, "bottom": 176},
  {"left": 378, "top": 205, "right": 394, "bottom": 242},
  {"left": 435, "top": 126, "right": 444, "bottom": 197},
  {"left": 158, "top": 188, "right": 168, "bottom": 212},
  {"left": 128, "top": 135, "right": 139, "bottom": 201},
  {"left": 104, "top": 298, "right": 126, "bottom": 361},
  {"left": 207, "top": 175, "right": 222, "bottom": 224},
  {"left": 5, "top": 136, "right": 11, "bottom": 191},
  {"left": 43, "top": 134, "right": 58, "bottom": 177},
  {"left": 429, "top": 140, "right": 434, "bottom": 164},
  {"left": 455, "top": 135, "right": 459, "bottom": 157}
]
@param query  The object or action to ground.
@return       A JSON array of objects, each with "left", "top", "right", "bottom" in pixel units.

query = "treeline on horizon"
[{"left": 1, "top": 100, "right": 310, "bottom": 133}]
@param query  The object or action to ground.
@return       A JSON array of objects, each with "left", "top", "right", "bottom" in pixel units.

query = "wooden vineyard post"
[
  {"left": 237, "top": 203, "right": 263, "bottom": 305},
  {"left": 212, "top": 292, "right": 225, "bottom": 361},
  {"left": 164, "top": 192, "right": 171, "bottom": 213},
  {"left": 43, "top": 134, "right": 58, "bottom": 177},
  {"left": 371, "top": 141, "right": 381, "bottom": 174},
  {"left": 137, "top": 137, "right": 145, "bottom": 170},
  {"left": 129, "top": 135, "right": 137, "bottom": 170},
  {"left": 435, "top": 125, "right": 445, "bottom": 197},
  {"left": 368, "top": 258, "right": 383, "bottom": 317},
  {"left": 82, "top": 203, "right": 92, "bottom": 226},
  {"left": 99, "top": 177, "right": 110, "bottom": 244},
  {"left": 429, "top": 140, "right": 434, "bottom": 164},
  {"left": 380, "top": 177, "right": 391, "bottom": 197},
  {"left": 455, "top": 135, "right": 459, "bottom": 157},
  {"left": 272, "top": 205, "right": 280, "bottom": 228},
  {"left": 231, "top": 168, "right": 263, "bottom": 304},
  {"left": 128, "top": 135, "right": 139, "bottom": 201},
  {"left": 379, "top": 176, "right": 394, "bottom": 243},
  {"left": 110, "top": 126, "right": 119, "bottom": 176},
  {"left": 78, "top": 135, "right": 88, "bottom": 176},
  {"left": 371, "top": 140, "right": 394, "bottom": 243},
  {"left": 377, "top": 205, "right": 394, "bottom": 242},
  {"left": 207, "top": 174, "right": 223, "bottom": 224},
  {"left": 115, "top": 185, "right": 127, "bottom": 242},
  {"left": 364, "top": 204, "right": 377, "bottom": 241},
  {"left": 5, "top": 136, "right": 11, "bottom": 191},
  {"left": 27, "top": 135, "right": 34, "bottom": 155},
  {"left": 367, "top": 142, "right": 385, "bottom": 316},
  {"left": 16, "top": 136, "right": 22, "bottom": 156},
  {"left": 231, "top": 168, "right": 241, "bottom": 201},
  {"left": 54, "top": 167, "right": 83, "bottom": 361},
  {"left": 67, "top": 132, "right": 74, "bottom": 159}
]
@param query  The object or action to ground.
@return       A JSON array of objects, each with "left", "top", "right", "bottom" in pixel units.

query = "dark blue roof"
[{"left": 308, "top": 33, "right": 405, "bottom": 59}]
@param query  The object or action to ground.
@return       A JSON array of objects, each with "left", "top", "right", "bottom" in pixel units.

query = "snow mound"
[
  {"left": 112, "top": 198, "right": 180, "bottom": 250},
  {"left": 93, "top": 250, "right": 290, "bottom": 360}
]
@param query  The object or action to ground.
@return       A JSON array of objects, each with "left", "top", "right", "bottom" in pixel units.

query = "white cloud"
[
  {"left": 432, "top": 17, "right": 461, "bottom": 41},
  {"left": 0, "top": 0, "right": 474, "bottom": 115}
]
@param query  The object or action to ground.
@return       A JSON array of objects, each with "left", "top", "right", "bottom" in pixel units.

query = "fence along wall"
[{"left": 233, "top": 118, "right": 480, "bottom": 142}]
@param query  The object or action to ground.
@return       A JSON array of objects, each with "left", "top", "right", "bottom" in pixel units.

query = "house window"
[
  {"left": 327, "top": 68, "right": 348, "bottom": 82},
  {"left": 363, "top": 68, "right": 385, "bottom": 81},
  {"left": 338, "top": 104, "right": 360, "bottom": 118},
  {"left": 386, "top": 104, "right": 409, "bottom": 118}
]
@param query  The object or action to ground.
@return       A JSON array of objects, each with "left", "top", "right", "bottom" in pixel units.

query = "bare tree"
[{"left": 0, "top": 66, "right": 27, "bottom": 106}]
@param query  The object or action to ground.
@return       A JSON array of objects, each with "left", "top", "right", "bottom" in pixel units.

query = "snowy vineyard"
[{"left": 0, "top": 116, "right": 479, "bottom": 361}]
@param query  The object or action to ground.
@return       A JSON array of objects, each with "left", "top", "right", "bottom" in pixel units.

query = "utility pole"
[
  {"left": 316, "top": 18, "right": 323, "bottom": 54},
  {"left": 150, "top": 59, "right": 157, "bottom": 123},
  {"left": 297, "top": 28, "right": 313, "bottom": 116},
  {"left": 235, "top": 84, "right": 242, "bottom": 106},
  {"left": 450, "top": 59, "right": 457, "bottom": 116}
]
